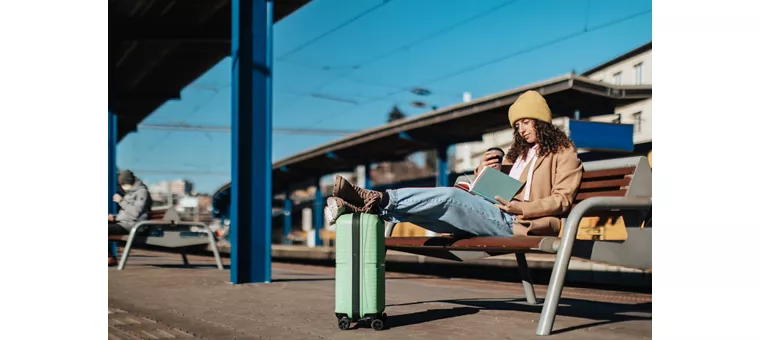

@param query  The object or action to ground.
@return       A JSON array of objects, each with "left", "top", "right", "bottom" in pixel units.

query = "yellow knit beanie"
[{"left": 508, "top": 90, "right": 552, "bottom": 127}]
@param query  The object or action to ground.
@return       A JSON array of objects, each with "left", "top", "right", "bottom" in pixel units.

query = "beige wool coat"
[{"left": 501, "top": 147, "right": 583, "bottom": 236}]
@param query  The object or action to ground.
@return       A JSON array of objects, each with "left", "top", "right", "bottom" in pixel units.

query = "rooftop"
[{"left": 581, "top": 41, "right": 652, "bottom": 76}]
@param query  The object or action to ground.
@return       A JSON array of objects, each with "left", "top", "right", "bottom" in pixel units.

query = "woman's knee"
[{"left": 438, "top": 187, "right": 467, "bottom": 201}]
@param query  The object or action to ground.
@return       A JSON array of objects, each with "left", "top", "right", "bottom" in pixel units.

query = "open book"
[{"left": 454, "top": 166, "right": 525, "bottom": 204}]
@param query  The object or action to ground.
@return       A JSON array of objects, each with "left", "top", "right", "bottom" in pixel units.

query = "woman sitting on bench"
[{"left": 325, "top": 90, "right": 582, "bottom": 237}]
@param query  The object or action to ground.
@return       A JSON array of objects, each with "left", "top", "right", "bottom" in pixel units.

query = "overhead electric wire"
[
  {"left": 309, "top": 8, "right": 652, "bottom": 128},
  {"left": 129, "top": 169, "right": 229, "bottom": 176},
  {"left": 137, "top": 122, "right": 357, "bottom": 135},
  {"left": 276, "top": 0, "right": 396, "bottom": 60},
  {"left": 277, "top": 0, "right": 521, "bottom": 112}
]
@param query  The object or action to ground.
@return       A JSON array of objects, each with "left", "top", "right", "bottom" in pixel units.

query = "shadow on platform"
[
  {"left": 150, "top": 264, "right": 231, "bottom": 270},
  {"left": 119, "top": 243, "right": 651, "bottom": 293},
  {"left": 386, "top": 297, "right": 651, "bottom": 334},
  {"left": 272, "top": 274, "right": 443, "bottom": 283},
  {"left": 274, "top": 256, "right": 651, "bottom": 293},
  {"left": 383, "top": 307, "right": 480, "bottom": 330}
]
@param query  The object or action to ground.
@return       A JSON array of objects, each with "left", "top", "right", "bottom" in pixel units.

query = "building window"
[
  {"left": 613, "top": 71, "right": 622, "bottom": 85},
  {"left": 632, "top": 112, "right": 643, "bottom": 132},
  {"left": 634, "top": 62, "right": 643, "bottom": 85}
]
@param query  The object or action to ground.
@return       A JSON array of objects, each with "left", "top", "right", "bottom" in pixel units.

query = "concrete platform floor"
[{"left": 109, "top": 250, "right": 651, "bottom": 340}]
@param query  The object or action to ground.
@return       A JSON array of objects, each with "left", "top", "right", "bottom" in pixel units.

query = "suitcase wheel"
[
  {"left": 371, "top": 318, "right": 384, "bottom": 331},
  {"left": 338, "top": 317, "right": 350, "bottom": 330}
]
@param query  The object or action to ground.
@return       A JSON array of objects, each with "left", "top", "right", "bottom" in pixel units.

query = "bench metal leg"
[
  {"left": 383, "top": 222, "right": 397, "bottom": 256},
  {"left": 536, "top": 237, "right": 573, "bottom": 335},
  {"left": 535, "top": 196, "right": 652, "bottom": 336},
  {"left": 181, "top": 249, "right": 190, "bottom": 266},
  {"left": 516, "top": 253, "right": 537, "bottom": 305},
  {"left": 117, "top": 225, "right": 144, "bottom": 270},
  {"left": 384, "top": 221, "right": 397, "bottom": 238},
  {"left": 204, "top": 226, "right": 224, "bottom": 270}
]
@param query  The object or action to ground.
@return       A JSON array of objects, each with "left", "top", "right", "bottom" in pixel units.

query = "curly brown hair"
[{"left": 506, "top": 119, "right": 575, "bottom": 163}]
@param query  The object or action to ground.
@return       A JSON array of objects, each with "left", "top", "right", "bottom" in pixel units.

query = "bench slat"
[
  {"left": 385, "top": 236, "right": 551, "bottom": 251},
  {"left": 575, "top": 189, "right": 627, "bottom": 201},
  {"left": 148, "top": 210, "right": 167, "bottom": 220},
  {"left": 579, "top": 178, "right": 631, "bottom": 190},
  {"left": 582, "top": 166, "right": 636, "bottom": 179},
  {"left": 109, "top": 209, "right": 170, "bottom": 241}
]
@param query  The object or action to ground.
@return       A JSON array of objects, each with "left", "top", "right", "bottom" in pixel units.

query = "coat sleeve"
[
  {"left": 119, "top": 188, "right": 148, "bottom": 218},
  {"left": 519, "top": 148, "right": 582, "bottom": 219}
]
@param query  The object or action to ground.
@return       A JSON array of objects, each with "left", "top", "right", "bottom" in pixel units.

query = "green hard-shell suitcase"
[{"left": 334, "top": 213, "right": 387, "bottom": 331}]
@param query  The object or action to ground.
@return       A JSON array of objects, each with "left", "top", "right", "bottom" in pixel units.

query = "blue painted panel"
[{"left": 569, "top": 120, "right": 634, "bottom": 152}]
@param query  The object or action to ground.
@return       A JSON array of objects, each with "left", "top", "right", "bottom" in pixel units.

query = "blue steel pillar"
[
  {"left": 109, "top": 112, "right": 117, "bottom": 214},
  {"left": 364, "top": 163, "right": 373, "bottom": 190},
  {"left": 436, "top": 145, "right": 450, "bottom": 187},
  {"left": 313, "top": 177, "right": 323, "bottom": 246},
  {"left": 109, "top": 112, "right": 118, "bottom": 257},
  {"left": 230, "top": 0, "right": 272, "bottom": 284},
  {"left": 283, "top": 192, "right": 292, "bottom": 245}
]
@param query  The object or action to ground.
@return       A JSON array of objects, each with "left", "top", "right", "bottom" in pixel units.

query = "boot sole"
[
  {"left": 325, "top": 197, "right": 344, "bottom": 224},
  {"left": 332, "top": 176, "right": 343, "bottom": 197}
]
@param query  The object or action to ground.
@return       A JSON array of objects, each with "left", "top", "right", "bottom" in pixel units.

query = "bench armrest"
[{"left": 560, "top": 196, "right": 652, "bottom": 244}]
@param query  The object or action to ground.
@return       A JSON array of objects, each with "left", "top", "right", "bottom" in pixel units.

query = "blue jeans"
[{"left": 379, "top": 187, "right": 514, "bottom": 237}]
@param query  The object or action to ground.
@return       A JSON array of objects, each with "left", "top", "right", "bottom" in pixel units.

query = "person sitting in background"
[{"left": 108, "top": 170, "right": 152, "bottom": 265}]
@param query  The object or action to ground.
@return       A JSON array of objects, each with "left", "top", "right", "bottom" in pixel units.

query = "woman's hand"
[
  {"left": 494, "top": 196, "right": 523, "bottom": 215},
  {"left": 476, "top": 150, "right": 504, "bottom": 174}
]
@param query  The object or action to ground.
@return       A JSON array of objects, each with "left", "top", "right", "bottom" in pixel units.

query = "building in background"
[
  {"left": 582, "top": 41, "right": 652, "bottom": 149},
  {"left": 454, "top": 41, "right": 653, "bottom": 172},
  {"left": 147, "top": 179, "right": 198, "bottom": 209},
  {"left": 148, "top": 182, "right": 166, "bottom": 202},
  {"left": 170, "top": 179, "right": 194, "bottom": 196}
]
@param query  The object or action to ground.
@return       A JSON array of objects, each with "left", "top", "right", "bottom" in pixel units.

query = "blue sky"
[{"left": 117, "top": 0, "right": 652, "bottom": 194}]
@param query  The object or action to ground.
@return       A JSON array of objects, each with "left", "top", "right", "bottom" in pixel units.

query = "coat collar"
[{"left": 518, "top": 147, "right": 545, "bottom": 181}]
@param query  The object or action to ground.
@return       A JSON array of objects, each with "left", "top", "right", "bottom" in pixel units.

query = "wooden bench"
[
  {"left": 286, "top": 231, "right": 308, "bottom": 245},
  {"left": 320, "top": 229, "right": 337, "bottom": 248},
  {"left": 109, "top": 207, "right": 223, "bottom": 271},
  {"left": 384, "top": 156, "right": 652, "bottom": 336},
  {"left": 110, "top": 209, "right": 170, "bottom": 257}
]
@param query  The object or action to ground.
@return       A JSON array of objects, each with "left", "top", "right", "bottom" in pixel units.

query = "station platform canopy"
[{"left": 272, "top": 73, "right": 651, "bottom": 193}]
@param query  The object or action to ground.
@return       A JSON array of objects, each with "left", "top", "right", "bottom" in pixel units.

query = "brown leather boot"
[
  {"left": 108, "top": 256, "right": 118, "bottom": 266},
  {"left": 325, "top": 197, "right": 375, "bottom": 224},
  {"left": 332, "top": 175, "right": 382, "bottom": 210}
]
